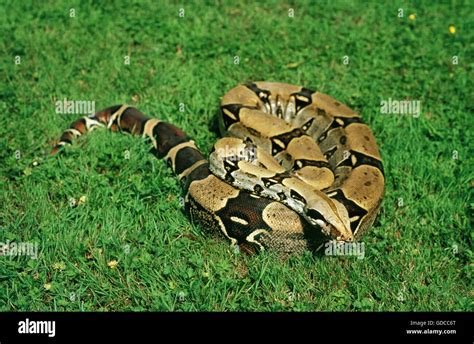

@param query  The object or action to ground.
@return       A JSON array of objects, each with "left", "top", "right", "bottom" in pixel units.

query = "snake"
[{"left": 51, "top": 82, "right": 385, "bottom": 255}]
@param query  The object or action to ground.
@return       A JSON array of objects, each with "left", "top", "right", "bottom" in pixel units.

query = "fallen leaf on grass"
[{"left": 285, "top": 61, "right": 304, "bottom": 69}]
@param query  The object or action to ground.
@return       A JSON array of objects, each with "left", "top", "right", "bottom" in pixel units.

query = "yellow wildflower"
[{"left": 107, "top": 260, "right": 118, "bottom": 269}]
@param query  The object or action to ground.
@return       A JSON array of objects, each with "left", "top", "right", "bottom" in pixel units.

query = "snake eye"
[{"left": 306, "top": 209, "right": 326, "bottom": 226}]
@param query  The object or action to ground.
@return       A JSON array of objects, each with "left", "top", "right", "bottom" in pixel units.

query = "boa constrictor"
[{"left": 52, "top": 82, "right": 384, "bottom": 255}]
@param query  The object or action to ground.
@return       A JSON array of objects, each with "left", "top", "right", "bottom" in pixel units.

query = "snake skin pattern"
[{"left": 51, "top": 82, "right": 384, "bottom": 255}]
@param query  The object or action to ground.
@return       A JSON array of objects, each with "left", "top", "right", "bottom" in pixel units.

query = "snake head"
[{"left": 305, "top": 199, "right": 353, "bottom": 242}]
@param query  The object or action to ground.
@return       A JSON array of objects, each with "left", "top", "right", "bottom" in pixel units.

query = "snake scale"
[{"left": 52, "top": 82, "right": 385, "bottom": 255}]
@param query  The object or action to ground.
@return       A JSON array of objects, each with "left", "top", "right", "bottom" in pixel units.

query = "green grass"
[{"left": 0, "top": 0, "right": 472, "bottom": 311}]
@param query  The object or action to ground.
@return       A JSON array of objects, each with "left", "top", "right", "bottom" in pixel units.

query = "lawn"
[{"left": 0, "top": 0, "right": 472, "bottom": 311}]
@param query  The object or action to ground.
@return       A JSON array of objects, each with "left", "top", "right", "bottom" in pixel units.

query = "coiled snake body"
[{"left": 52, "top": 82, "right": 384, "bottom": 255}]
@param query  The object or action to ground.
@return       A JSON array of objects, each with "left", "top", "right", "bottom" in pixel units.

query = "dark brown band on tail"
[{"left": 51, "top": 106, "right": 208, "bottom": 193}]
